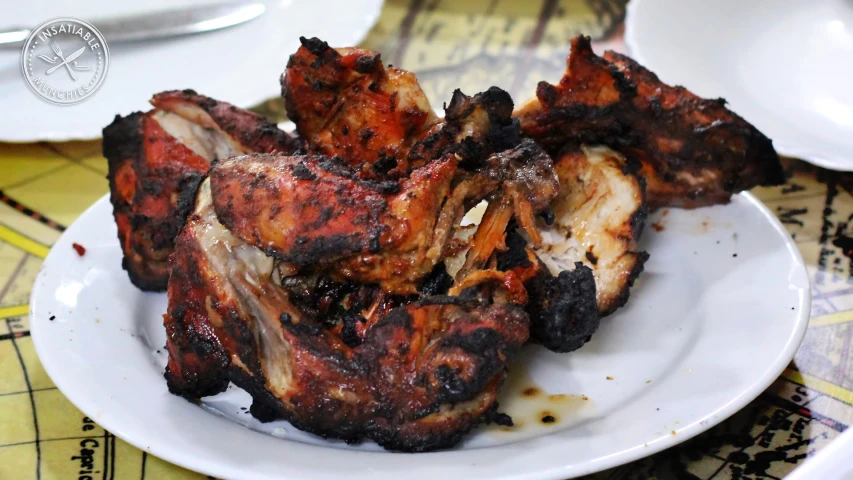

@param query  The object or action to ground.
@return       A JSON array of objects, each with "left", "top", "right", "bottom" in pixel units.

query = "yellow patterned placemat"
[{"left": 1, "top": 1, "right": 852, "bottom": 478}]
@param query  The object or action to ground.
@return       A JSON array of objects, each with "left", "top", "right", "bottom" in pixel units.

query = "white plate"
[
  {"left": 0, "top": 0, "right": 382, "bottom": 142},
  {"left": 625, "top": 0, "right": 853, "bottom": 171},
  {"left": 31, "top": 193, "right": 810, "bottom": 480}
]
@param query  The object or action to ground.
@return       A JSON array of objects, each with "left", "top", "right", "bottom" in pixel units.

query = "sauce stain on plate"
[
  {"left": 484, "top": 366, "right": 593, "bottom": 435},
  {"left": 647, "top": 209, "right": 733, "bottom": 235}
]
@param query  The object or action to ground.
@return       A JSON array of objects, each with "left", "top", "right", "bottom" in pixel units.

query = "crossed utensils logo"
[{"left": 37, "top": 41, "right": 92, "bottom": 81}]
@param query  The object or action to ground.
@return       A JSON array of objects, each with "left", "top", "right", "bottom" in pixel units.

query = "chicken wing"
[
  {"left": 514, "top": 35, "right": 785, "bottom": 209},
  {"left": 104, "top": 90, "right": 299, "bottom": 290}
]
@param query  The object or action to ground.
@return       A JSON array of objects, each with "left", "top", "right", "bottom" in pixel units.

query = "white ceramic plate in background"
[
  {"left": 0, "top": 0, "right": 382, "bottom": 142},
  {"left": 787, "top": 426, "right": 853, "bottom": 480},
  {"left": 30, "top": 192, "right": 809, "bottom": 480},
  {"left": 626, "top": 0, "right": 853, "bottom": 171}
]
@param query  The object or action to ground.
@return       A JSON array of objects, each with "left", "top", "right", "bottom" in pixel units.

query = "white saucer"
[
  {"left": 626, "top": 0, "right": 853, "bottom": 171},
  {"left": 0, "top": 0, "right": 382, "bottom": 142}
]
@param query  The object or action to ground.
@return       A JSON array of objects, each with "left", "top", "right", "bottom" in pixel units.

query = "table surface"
[{"left": 1, "top": 0, "right": 852, "bottom": 478}]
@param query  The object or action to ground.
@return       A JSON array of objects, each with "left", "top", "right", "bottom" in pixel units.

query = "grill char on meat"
[
  {"left": 514, "top": 35, "right": 785, "bottom": 209},
  {"left": 164, "top": 93, "right": 570, "bottom": 449},
  {"left": 103, "top": 90, "right": 300, "bottom": 290}
]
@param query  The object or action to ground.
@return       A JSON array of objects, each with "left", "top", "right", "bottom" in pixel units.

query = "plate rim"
[
  {"left": 30, "top": 191, "right": 811, "bottom": 479},
  {"left": 624, "top": 0, "right": 853, "bottom": 172}
]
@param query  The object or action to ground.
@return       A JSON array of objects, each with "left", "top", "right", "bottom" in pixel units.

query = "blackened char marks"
[
  {"left": 604, "top": 250, "right": 650, "bottom": 314},
  {"left": 209, "top": 154, "right": 393, "bottom": 265},
  {"left": 419, "top": 263, "right": 454, "bottom": 296},
  {"left": 174, "top": 173, "right": 206, "bottom": 231},
  {"left": 299, "top": 36, "right": 330, "bottom": 56},
  {"left": 282, "top": 233, "right": 370, "bottom": 265},
  {"left": 516, "top": 35, "right": 784, "bottom": 208},
  {"left": 496, "top": 229, "right": 532, "bottom": 271},
  {"left": 525, "top": 262, "right": 600, "bottom": 353},
  {"left": 291, "top": 161, "right": 317, "bottom": 180},
  {"left": 104, "top": 91, "right": 299, "bottom": 292}
]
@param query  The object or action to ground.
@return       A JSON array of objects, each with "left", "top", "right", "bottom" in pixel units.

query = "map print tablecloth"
[{"left": 2, "top": 1, "right": 852, "bottom": 478}]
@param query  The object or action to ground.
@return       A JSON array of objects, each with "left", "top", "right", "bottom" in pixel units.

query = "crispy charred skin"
[
  {"left": 104, "top": 111, "right": 209, "bottom": 291},
  {"left": 211, "top": 139, "right": 557, "bottom": 295},
  {"left": 527, "top": 262, "right": 600, "bottom": 353},
  {"left": 496, "top": 229, "right": 600, "bottom": 353},
  {"left": 151, "top": 90, "right": 301, "bottom": 155},
  {"left": 409, "top": 87, "right": 521, "bottom": 170},
  {"left": 164, "top": 182, "right": 529, "bottom": 451},
  {"left": 103, "top": 91, "right": 299, "bottom": 291},
  {"left": 210, "top": 153, "right": 457, "bottom": 292},
  {"left": 515, "top": 35, "right": 784, "bottom": 209},
  {"left": 282, "top": 37, "right": 438, "bottom": 176},
  {"left": 536, "top": 146, "right": 649, "bottom": 316},
  {"left": 283, "top": 37, "right": 521, "bottom": 177}
]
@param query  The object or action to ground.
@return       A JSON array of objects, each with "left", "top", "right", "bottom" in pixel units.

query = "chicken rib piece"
[
  {"left": 103, "top": 90, "right": 299, "bottom": 290},
  {"left": 515, "top": 35, "right": 784, "bottom": 209},
  {"left": 164, "top": 180, "right": 529, "bottom": 451}
]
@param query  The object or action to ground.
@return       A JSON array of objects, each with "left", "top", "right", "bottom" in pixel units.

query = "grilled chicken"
[
  {"left": 107, "top": 35, "right": 783, "bottom": 451},
  {"left": 482, "top": 144, "right": 647, "bottom": 353},
  {"left": 536, "top": 146, "right": 649, "bottom": 316},
  {"left": 282, "top": 37, "right": 520, "bottom": 178},
  {"left": 209, "top": 138, "right": 558, "bottom": 295},
  {"left": 103, "top": 90, "right": 299, "bottom": 290},
  {"left": 210, "top": 153, "right": 456, "bottom": 294},
  {"left": 515, "top": 35, "right": 785, "bottom": 209},
  {"left": 282, "top": 37, "right": 438, "bottom": 176},
  {"left": 164, "top": 126, "right": 564, "bottom": 450},
  {"left": 164, "top": 179, "right": 530, "bottom": 451}
]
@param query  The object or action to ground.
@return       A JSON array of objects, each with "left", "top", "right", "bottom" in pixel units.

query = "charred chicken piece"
[
  {"left": 210, "top": 153, "right": 457, "bottom": 294},
  {"left": 210, "top": 138, "right": 558, "bottom": 295},
  {"left": 282, "top": 37, "right": 438, "bottom": 176},
  {"left": 514, "top": 35, "right": 784, "bottom": 209},
  {"left": 283, "top": 37, "right": 521, "bottom": 177},
  {"left": 408, "top": 87, "right": 521, "bottom": 171},
  {"left": 164, "top": 180, "right": 529, "bottom": 451},
  {"left": 536, "top": 145, "right": 649, "bottom": 316},
  {"left": 104, "top": 90, "right": 299, "bottom": 291},
  {"left": 484, "top": 145, "right": 645, "bottom": 352},
  {"left": 499, "top": 231, "right": 600, "bottom": 353}
]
